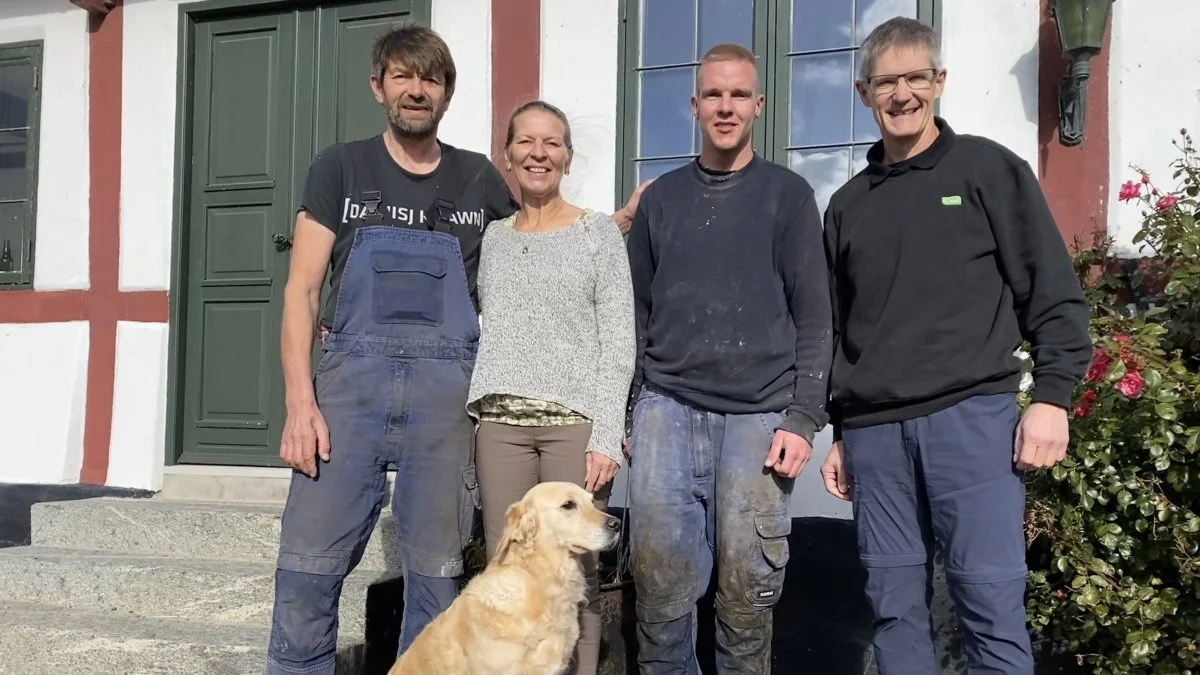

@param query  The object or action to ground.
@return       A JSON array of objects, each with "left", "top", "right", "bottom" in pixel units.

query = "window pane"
[
  {"left": 789, "top": 52, "right": 853, "bottom": 148},
  {"left": 637, "top": 157, "right": 693, "bottom": 183},
  {"left": 0, "top": 200, "right": 26, "bottom": 276},
  {"left": 791, "top": 0, "right": 852, "bottom": 52},
  {"left": 852, "top": 144, "right": 872, "bottom": 177},
  {"left": 851, "top": 52, "right": 881, "bottom": 143},
  {"left": 789, "top": 147, "right": 850, "bottom": 215},
  {"left": 698, "top": 0, "right": 753, "bottom": 56},
  {"left": 0, "top": 129, "right": 27, "bottom": 202},
  {"left": 642, "top": 0, "right": 695, "bottom": 67},
  {"left": 856, "top": 0, "right": 919, "bottom": 46},
  {"left": 0, "top": 62, "right": 31, "bottom": 131},
  {"left": 639, "top": 67, "right": 696, "bottom": 159}
]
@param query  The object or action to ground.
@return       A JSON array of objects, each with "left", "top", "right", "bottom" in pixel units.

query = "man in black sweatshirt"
[
  {"left": 818, "top": 17, "right": 1092, "bottom": 675},
  {"left": 624, "top": 43, "right": 832, "bottom": 674}
]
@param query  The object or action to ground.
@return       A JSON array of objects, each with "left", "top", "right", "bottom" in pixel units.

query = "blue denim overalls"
[{"left": 266, "top": 151, "right": 481, "bottom": 675}]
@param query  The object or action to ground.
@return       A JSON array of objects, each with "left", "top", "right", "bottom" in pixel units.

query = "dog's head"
[{"left": 493, "top": 481, "right": 621, "bottom": 564}]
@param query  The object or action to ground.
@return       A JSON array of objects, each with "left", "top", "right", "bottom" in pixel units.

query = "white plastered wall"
[
  {"left": 540, "top": 0, "right": 621, "bottom": 213},
  {"left": 1106, "top": 0, "right": 1200, "bottom": 256},
  {"left": 938, "top": 0, "right": 1042, "bottom": 170},
  {"left": 0, "top": 3, "right": 90, "bottom": 485}
]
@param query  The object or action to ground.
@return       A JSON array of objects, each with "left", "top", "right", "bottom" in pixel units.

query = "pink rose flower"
[
  {"left": 1115, "top": 371, "right": 1146, "bottom": 398},
  {"left": 1086, "top": 347, "right": 1112, "bottom": 383}
]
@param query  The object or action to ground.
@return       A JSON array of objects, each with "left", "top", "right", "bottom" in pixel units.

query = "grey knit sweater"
[{"left": 466, "top": 208, "right": 636, "bottom": 465}]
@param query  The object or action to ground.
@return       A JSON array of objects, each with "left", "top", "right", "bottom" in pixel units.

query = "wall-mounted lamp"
[
  {"left": 67, "top": 0, "right": 115, "bottom": 16},
  {"left": 1052, "top": 0, "right": 1115, "bottom": 146}
]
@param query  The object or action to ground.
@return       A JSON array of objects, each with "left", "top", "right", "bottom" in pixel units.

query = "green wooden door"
[{"left": 176, "top": 0, "right": 419, "bottom": 466}]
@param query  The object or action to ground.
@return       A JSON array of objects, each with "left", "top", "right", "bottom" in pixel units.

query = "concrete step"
[
  {"left": 158, "top": 465, "right": 396, "bottom": 504},
  {"left": 0, "top": 600, "right": 364, "bottom": 674},
  {"left": 31, "top": 497, "right": 398, "bottom": 572},
  {"left": 0, "top": 547, "right": 395, "bottom": 638}
]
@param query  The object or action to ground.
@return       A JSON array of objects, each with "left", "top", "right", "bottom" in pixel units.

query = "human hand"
[
  {"left": 820, "top": 441, "right": 852, "bottom": 501},
  {"left": 764, "top": 429, "right": 812, "bottom": 478},
  {"left": 1014, "top": 402, "right": 1069, "bottom": 471},
  {"left": 280, "top": 401, "right": 331, "bottom": 478},
  {"left": 623, "top": 436, "right": 632, "bottom": 461},
  {"left": 585, "top": 452, "right": 620, "bottom": 492},
  {"left": 614, "top": 179, "right": 654, "bottom": 234}
]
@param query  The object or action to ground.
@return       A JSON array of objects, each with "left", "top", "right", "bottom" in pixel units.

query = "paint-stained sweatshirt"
[{"left": 625, "top": 155, "right": 833, "bottom": 444}]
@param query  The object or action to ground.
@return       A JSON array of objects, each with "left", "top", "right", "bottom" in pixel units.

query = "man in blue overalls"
[
  {"left": 263, "top": 25, "right": 516, "bottom": 675},
  {"left": 265, "top": 24, "right": 647, "bottom": 675}
]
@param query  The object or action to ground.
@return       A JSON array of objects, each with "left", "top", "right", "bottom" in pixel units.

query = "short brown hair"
[
  {"left": 370, "top": 23, "right": 457, "bottom": 98},
  {"left": 696, "top": 43, "right": 759, "bottom": 93}
]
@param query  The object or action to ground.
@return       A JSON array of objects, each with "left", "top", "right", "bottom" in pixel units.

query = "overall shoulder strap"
[
  {"left": 427, "top": 147, "right": 470, "bottom": 233},
  {"left": 344, "top": 139, "right": 385, "bottom": 226}
]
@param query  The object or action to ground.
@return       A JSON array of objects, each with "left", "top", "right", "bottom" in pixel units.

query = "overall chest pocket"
[{"left": 370, "top": 250, "right": 447, "bottom": 326}]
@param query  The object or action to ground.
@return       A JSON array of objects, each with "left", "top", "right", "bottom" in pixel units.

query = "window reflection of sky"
[
  {"left": 634, "top": 0, "right": 918, "bottom": 211},
  {"left": 0, "top": 59, "right": 32, "bottom": 268}
]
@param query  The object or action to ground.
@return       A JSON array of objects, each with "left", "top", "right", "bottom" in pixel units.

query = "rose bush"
[{"left": 1023, "top": 129, "right": 1200, "bottom": 673}]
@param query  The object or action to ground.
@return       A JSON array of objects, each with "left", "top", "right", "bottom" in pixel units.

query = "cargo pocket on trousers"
[
  {"left": 370, "top": 250, "right": 446, "bottom": 325},
  {"left": 746, "top": 512, "right": 791, "bottom": 608}
]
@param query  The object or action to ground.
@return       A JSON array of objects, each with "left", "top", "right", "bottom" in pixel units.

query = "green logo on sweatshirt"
[{"left": 941, "top": 195, "right": 962, "bottom": 206}]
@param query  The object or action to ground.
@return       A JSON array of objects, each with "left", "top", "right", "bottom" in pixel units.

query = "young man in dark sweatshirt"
[
  {"left": 818, "top": 18, "right": 1092, "bottom": 675},
  {"left": 624, "top": 43, "right": 832, "bottom": 674}
]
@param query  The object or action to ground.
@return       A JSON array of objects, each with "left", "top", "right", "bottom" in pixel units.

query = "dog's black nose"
[{"left": 605, "top": 516, "right": 621, "bottom": 531}]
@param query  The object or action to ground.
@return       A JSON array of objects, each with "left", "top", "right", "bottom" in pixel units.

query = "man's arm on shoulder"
[
  {"left": 614, "top": 179, "right": 654, "bottom": 235},
  {"left": 985, "top": 154, "right": 1092, "bottom": 408},
  {"left": 777, "top": 182, "right": 834, "bottom": 444}
]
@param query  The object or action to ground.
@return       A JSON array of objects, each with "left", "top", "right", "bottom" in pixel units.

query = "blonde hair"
[
  {"left": 696, "top": 43, "right": 759, "bottom": 94},
  {"left": 505, "top": 100, "right": 574, "bottom": 161}
]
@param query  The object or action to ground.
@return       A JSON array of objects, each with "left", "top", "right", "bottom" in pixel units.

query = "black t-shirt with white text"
[{"left": 298, "top": 136, "right": 518, "bottom": 329}]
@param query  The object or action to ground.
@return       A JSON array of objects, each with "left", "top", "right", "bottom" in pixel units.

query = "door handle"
[{"left": 272, "top": 233, "right": 293, "bottom": 252}]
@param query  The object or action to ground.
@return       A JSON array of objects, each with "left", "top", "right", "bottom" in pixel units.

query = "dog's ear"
[{"left": 494, "top": 501, "right": 539, "bottom": 564}]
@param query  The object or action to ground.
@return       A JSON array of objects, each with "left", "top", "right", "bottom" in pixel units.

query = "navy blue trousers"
[{"left": 841, "top": 393, "right": 1034, "bottom": 675}]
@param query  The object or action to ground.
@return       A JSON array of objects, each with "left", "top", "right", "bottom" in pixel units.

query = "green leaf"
[{"left": 1156, "top": 402, "right": 1179, "bottom": 421}]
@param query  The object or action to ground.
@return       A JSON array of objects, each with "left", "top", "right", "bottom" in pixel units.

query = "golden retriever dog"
[{"left": 388, "top": 481, "right": 621, "bottom": 675}]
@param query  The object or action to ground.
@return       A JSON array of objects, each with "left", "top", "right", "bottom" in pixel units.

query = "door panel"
[
  {"left": 178, "top": 13, "right": 298, "bottom": 465},
  {"left": 175, "top": 1, "right": 423, "bottom": 466},
  {"left": 315, "top": 0, "right": 416, "bottom": 149}
]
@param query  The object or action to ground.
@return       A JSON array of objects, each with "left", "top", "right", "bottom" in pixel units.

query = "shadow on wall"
[{"left": 1011, "top": 41, "right": 1041, "bottom": 130}]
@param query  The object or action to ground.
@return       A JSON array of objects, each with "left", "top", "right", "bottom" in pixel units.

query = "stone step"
[
  {"left": 0, "top": 547, "right": 395, "bottom": 638},
  {"left": 158, "top": 465, "right": 396, "bottom": 504},
  {"left": 31, "top": 497, "right": 398, "bottom": 572},
  {"left": 0, "top": 600, "right": 365, "bottom": 674}
]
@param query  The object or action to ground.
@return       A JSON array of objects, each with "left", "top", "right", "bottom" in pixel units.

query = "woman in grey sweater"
[{"left": 466, "top": 100, "right": 635, "bottom": 674}]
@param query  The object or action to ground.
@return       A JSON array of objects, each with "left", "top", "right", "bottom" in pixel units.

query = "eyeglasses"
[{"left": 864, "top": 68, "right": 941, "bottom": 95}]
